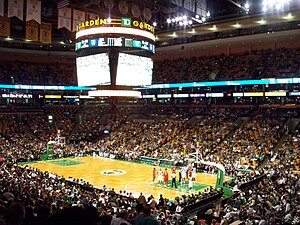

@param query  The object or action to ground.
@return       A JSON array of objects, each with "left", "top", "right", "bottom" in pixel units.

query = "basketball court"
[{"left": 24, "top": 156, "right": 231, "bottom": 200}]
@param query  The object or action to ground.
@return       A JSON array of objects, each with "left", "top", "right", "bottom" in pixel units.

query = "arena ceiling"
[
  {"left": 40, "top": 0, "right": 300, "bottom": 25},
  {"left": 40, "top": 0, "right": 300, "bottom": 41},
  {"left": 4, "top": 0, "right": 300, "bottom": 49},
  {"left": 156, "top": 9, "right": 300, "bottom": 42}
]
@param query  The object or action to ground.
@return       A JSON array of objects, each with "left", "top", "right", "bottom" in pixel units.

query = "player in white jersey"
[
  {"left": 192, "top": 167, "right": 196, "bottom": 181},
  {"left": 181, "top": 167, "right": 187, "bottom": 184},
  {"left": 157, "top": 168, "right": 163, "bottom": 186}
]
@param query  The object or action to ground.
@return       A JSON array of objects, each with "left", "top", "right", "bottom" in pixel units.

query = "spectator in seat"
[{"left": 137, "top": 206, "right": 159, "bottom": 225}]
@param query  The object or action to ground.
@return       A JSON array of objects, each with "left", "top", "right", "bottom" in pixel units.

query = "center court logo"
[{"left": 100, "top": 169, "right": 126, "bottom": 176}]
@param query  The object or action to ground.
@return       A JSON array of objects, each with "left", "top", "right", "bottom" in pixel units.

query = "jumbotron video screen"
[
  {"left": 116, "top": 53, "right": 153, "bottom": 86},
  {"left": 76, "top": 53, "right": 111, "bottom": 86}
]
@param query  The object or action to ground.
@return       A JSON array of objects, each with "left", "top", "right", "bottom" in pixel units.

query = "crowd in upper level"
[
  {"left": 0, "top": 60, "right": 76, "bottom": 86},
  {"left": 153, "top": 48, "right": 300, "bottom": 84},
  {"left": 0, "top": 48, "right": 299, "bottom": 86}
]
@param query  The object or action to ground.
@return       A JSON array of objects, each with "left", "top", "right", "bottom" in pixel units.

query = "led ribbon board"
[
  {"left": 76, "top": 18, "right": 155, "bottom": 42},
  {"left": 88, "top": 90, "right": 142, "bottom": 98},
  {"left": 76, "top": 37, "right": 155, "bottom": 54},
  {"left": 0, "top": 84, "right": 95, "bottom": 91},
  {"left": 137, "top": 78, "right": 300, "bottom": 89}
]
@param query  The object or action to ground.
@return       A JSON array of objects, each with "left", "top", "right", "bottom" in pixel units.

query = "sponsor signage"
[{"left": 76, "top": 17, "right": 155, "bottom": 42}]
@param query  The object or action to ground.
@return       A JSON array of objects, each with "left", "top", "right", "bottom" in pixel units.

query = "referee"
[{"left": 171, "top": 170, "right": 177, "bottom": 188}]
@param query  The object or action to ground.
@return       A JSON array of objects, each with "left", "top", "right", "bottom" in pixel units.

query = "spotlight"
[
  {"left": 179, "top": 16, "right": 183, "bottom": 21},
  {"left": 183, "top": 15, "right": 187, "bottom": 20},
  {"left": 195, "top": 15, "right": 200, "bottom": 19},
  {"left": 107, "top": 18, "right": 112, "bottom": 23},
  {"left": 167, "top": 18, "right": 171, "bottom": 23},
  {"left": 245, "top": 2, "right": 249, "bottom": 10},
  {"left": 183, "top": 20, "right": 188, "bottom": 25},
  {"left": 276, "top": 4, "right": 281, "bottom": 10},
  {"left": 206, "top": 11, "right": 210, "bottom": 17},
  {"left": 202, "top": 17, "right": 206, "bottom": 22},
  {"left": 171, "top": 18, "right": 176, "bottom": 23},
  {"left": 262, "top": 0, "right": 291, "bottom": 13},
  {"left": 153, "top": 22, "right": 157, "bottom": 27},
  {"left": 188, "top": 20, "right": 193, "bottom": 25},
  {"left": 175, "top": 17, "right": 179, "bottom": 22},
  {"left": 262, "top": 0, "right": 267, "bottom": 7},
  {"left": 179, "top": 21, "right": 183, "bottom": 26},
  {"left": 262, "top": 6, "right": 267, "bottom": 12}
]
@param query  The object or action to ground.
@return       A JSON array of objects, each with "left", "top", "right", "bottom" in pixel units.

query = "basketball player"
[
  {"left": 158, "top": 168, "right": 163, "bottom": 186},
  {"left": 179, "top": 167, "right": 182, "bottom": 183},
  {"left": 188, "top": 167, "right": 192, "bottom": 179},
  {"left": 192, "top": 167, "right": 196, "bottom": 181},
  {"left": 188, "top": 177, "right": 193, "bottom": 192},
  {"left": 152, "top": 168, "right": 156, "bottom": 182},
  {"left": 163, "top": 168, "right": 169, "bottom": 187},
  {"left": 181, "top": 166, "right": 186, "bottom": 184}
]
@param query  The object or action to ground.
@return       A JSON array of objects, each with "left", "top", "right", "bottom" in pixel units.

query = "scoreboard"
[
  {"left": 75, "top": 16, "right": 155, "bottom": 88},
  {"left": 75, "top": 17, "right": 155, "bottom": 55}
]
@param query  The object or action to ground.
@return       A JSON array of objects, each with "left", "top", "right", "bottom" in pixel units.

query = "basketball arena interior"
[{"left": 0, "top": 0, "right": 299, "bottom": 224}]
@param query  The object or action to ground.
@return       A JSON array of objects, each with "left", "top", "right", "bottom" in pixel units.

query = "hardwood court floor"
[{"left": 25, "top": 156, "right": 230, "bottom": 200}]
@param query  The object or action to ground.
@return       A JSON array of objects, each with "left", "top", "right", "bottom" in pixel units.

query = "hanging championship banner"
[
  {"left": 72, "top": 9, "right": 85, "bottom": 32},
  {"left": 26, "top": 0, "right": 41, "bottom": 24},
  {"left": 0, "top": 17, "right": 10, "bottom": 37},
  {"left": 143, "top": 8, "right": 152, "bottom": 21},
  {"left": 57, "top": 7, "right": 71, "bottom": 31},
  {"left": 39, "top": 22, "right": 52, "bottom": 43},
  {"left": 8, "top": 0, "right": 24, "bottom": 20},
  {"left": 118, "top": 0, "right": 128, "bottom": 15},
  {"left": 104, "top": 0, "right": 114, "bottom": 9},
  {"left": 26, "top": 20, "right": 39, "bottom": 41},
  {"left": 131, "top": 4, "right": 141, "bottom": 18},
  {"left": 0, "top": 0, "right": 4, "bottom": 17}
]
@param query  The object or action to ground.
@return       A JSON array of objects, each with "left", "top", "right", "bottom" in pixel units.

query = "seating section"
[
  {"left": 153, "top": 48, "right": 300, "bottom": 83},
  {"left": 0, "top": 106, "right": 299, "bottom": 225},
  {"left": 279, "top": 123, "right": 300, "bottom": 171},
  {"left": 0, "top": 48, "right": 299, "bottom": 86},
  {"left": 210, "top": 109, "right": 290, "bottom": 169},
  {"left": 0, "top": 60, "right": 77, "bottom": 85}
]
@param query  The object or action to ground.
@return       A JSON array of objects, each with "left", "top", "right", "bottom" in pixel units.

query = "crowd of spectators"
[
  {"left": 206, "top": 109, "right": 287, "bottom": 169},
  {"left": 0, "top": 160, "right": 225, "bottom": 225},
  {"left": 0, "top": 60, "right": 76, "bottom": 86},
  {"left": 278, "top": 123, "right": 300, "bottom": 172},
  {"left": 26, "top": 114, "right": 52, "bottom": 142},
  {"left": 0, "top": 114, "right": 42, "bottom": 163},
  {"left": 69, "top": 106, "right": 119, "bottom": 143},
  {"left": 153, "top": 48, "right": 300, "bottom": 83},
  {"left": 0, "top": 106, "right": 299, "bottom": 225},
  {"left": 201, "top": 152, "right": 300, "bottom": 225},
  {"left": 43, "top": 106, "right": 79, "bottom": 139},
  {"left": 155, "top": 108, "right": 244, "bottom": 163},
  {"left": 0, "top": 48, "right": 299, "bottom": 87}
]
